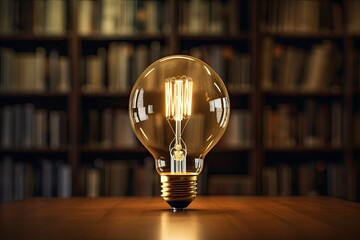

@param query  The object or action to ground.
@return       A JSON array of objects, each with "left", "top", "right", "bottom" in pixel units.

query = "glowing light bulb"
[{"left": 129, "top": 55, "right": 230, "bottom": 210}]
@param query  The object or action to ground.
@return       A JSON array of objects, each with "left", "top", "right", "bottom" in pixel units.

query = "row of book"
[
  {"left": 186, "top": 46, "right": 251, "bottom": 92},
  {"left": 0, "top": 104, "right": 67, "bottom": 149},
  {"left": 259, "top": 0, "right": 343, "bottom": 34},
  {"left": 207, "top": 175, "right": 254, "bottom": 195},
  {"left": 79, "top": 158, "right": 253, "bottom": 197},
  {"left": 84, "top": 108, "right": 136, "bottom": 148},
  {"left": 0, "top": 48, "right": 70, "bottom": 93},
  {"left": 0, "top": 0, "right": 67, "bottom": 35},
  {"left": 261, "top": 38, "right": 342, "bottom": 91},
  {"left": 78, "top": 0, "right": 164, "bottom": 35},
  {"left": 263, "top": 101, "right": 343, "bottom": 148},
  {"left": 262, "top": 162, "right": 348, "bottom": 199},
  {"left": 82, "top": 41, "right": 162, "bottom": 93},
  {"left": 79, "top": 158, "right": 159, "bottom": 197},
  {"left": 84, "top": 107, "right": 252, "bottom": 150},
  {"left": 0, "top": 157, "right": 72, "bottom": 203},
  {"left": 219, "top": 110, "right": 251, "bottom": 148},
  {"left": 178, "top": 0, "right": 242, "bottom": 35}
]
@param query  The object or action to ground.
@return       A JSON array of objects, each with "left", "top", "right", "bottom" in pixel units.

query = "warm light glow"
[
  {"left": 160, "top": 212, "right": 199, "bottom": 240},
  {"left": 165, "top": 76, "right": 193, "bottom": 120}
]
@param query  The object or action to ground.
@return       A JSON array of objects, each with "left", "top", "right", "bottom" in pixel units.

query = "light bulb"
[{"left": 129, "top": 55, "right": 230, "bottom": 210}]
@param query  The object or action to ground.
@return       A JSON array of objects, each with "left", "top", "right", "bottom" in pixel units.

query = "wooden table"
[{"left": 1, "top": 196, "right": 360, "bottom": 239}]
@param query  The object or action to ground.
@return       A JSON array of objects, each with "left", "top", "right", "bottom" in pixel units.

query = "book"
[
  {"left": 187, "top": 45, "right": 251, "bottom": 91},
  {"left": 49, "top": 111, "right": 61, "bottom": 149},
  {"left": 24, "top": 162, "right": 34, "bottom": 198},
  {"left": 263, "top": 101, "right": 342, "bottom": 148},
  {"left": 34, "top": 109, "right": 48, "bottom": 148},
  {"left": 41, "top": 159, "right": 53, "bottom": 197},
  {"left": 181, "top": 0, "right": 234, "bottom": 34},
  {"left": 101, "top": 108, "right": 113, "bottom": 147},
  {"left": 331, "top": 102, "right": 342, "bottom": 147},
  {"left": 0, "top": 157, "right": 13, "bottom": 202},
  {"left": 33, "top": 0, "right": 46, "bottom": 34},
  {"left": 0, "top": 0, "right": 12, "bottom": 34},
  {"left": 278, "top": 164, "right": 292, "bottom": 196},
  {"left": 45, "top": 0, "right": 66, "bottom": 34},
  {"left": 208, "top": 175, "right": 253, "bottom": 195},
  {"left": 35, "top": 47, "right": 46, "bottom": 92},
  {"left": 13, "top": 162, "right": 25, "bottom": 200},
  {"left": 110, "top": 160, "right": 129, "bottom": 196},
  {"left": 327, "top": 163, "right": 347, "bottom": 198},
  {"left": 86, "top": 168, "right": 100, "bottom": 197},
  {"left": 1, "top": 106, "right": 14, "bottom": 148},
  {"left": 88, "top": 109, "right": 100, "bottom": 145},
  {"left": 57, "top": 163, "right": 72, "bottom": 198},
  {"left": 260, "top": 0, "right": 339, "bottom": 33},
  {"left": 13, "top": 105, "right": 23, "bottom": 148},
  {"left": 84, "top": 55, "right": 105, "bottom": 92},
  {"left": 262, "top": 167, "right": 278, "bottom": 196},
  {"left": 49, "top": 49, "right": 60, "bottom": 92},
  {"left": 59, "top": 57, "right": 70, "bottom": 92},
  {"left": 78, "top": 0, "right": 93, "bottom": 35},
  {"left": 145, "top": 1, "right": 159, "bottom": 34},
  {"left": 221, "top": 109, "right": 251, "bottom": 148},
  {"left": 23, "top": 104, "right": 35, "bottom": 148},
  {"left": 261, "top": 39, "right": 341, "bottom": 91},
  {"left": 113, "top": 109, "right": 137, "bottom": 148},
  {"left": 0, "top": 48, "right": 14, "bottom": 91},
  {"left": 0, "top": 48, "right": 69, "bottom": 92}
]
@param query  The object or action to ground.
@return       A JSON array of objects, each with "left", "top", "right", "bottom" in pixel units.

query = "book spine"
[{"left": 57, "top": 163, "right": 72, "bottom": 198}]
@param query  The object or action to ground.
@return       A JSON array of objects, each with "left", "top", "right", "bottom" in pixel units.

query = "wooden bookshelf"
[{"left": 0, "top": 0, "right": 359, "bottom": 201}]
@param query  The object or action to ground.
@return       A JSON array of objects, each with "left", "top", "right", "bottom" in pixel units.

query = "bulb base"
[{"left": 160, "top": 174, "right": 197, "bottom": 210}]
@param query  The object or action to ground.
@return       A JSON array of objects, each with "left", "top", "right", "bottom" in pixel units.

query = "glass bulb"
[{"left": 129, "top": 55, "right": 230, "bottom": 210}]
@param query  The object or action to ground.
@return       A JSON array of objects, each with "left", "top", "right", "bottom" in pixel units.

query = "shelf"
[
  {"left": 79, "top": 33, "right": 166, "bottom": 42},
  {"left": 264, "top": 146, "right": 343, "bottom": 153},
  {"left": 229, "top": 89, "right": 253, "bottom": 97},
  {"left": 0, "top": 92, "right": 69, "bottom": 105},
  {"left": 263, "top": 89, "right": 343, "bottom": 98},
  {"left": 212, "top": 145, "right": 252, "bottom": 153},
  {"left": 0, "top": 147, "right": 68, "bottom": 154},
  {"left": 179, "top": 32, "right": 250, "bottom": 41},
  {"left": 0, "top": 92, "right": 69, "bottom": 98},
  {"left": 81, "top": 92, "right": 130, "bottom": 98},
  {"left": 80, "top": 145, "right": 147, "bottom": 154},
  {"left": 80, "top": 145, "right": 251, "bottom": 156},
  {"left": 0, "top": 33, "right": 70, "bottom": 41},
  {"left": 261, "top": 31, "right": 344, "bottom": 40},
  {"left": 81, "top": 92, "right": 130, "bottom": 108}
]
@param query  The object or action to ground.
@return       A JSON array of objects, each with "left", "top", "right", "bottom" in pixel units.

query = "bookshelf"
[{"left": 0, "top": 0, "right": 359, "bottom": 202}]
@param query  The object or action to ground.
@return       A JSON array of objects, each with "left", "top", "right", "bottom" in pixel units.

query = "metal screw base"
[{"left": 160, "top": 174, "right": 197, "bottom": 210}]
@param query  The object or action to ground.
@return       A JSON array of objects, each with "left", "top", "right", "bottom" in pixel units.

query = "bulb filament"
[{"left": 165, "top": 76, "right": 193, "bottom": 165}]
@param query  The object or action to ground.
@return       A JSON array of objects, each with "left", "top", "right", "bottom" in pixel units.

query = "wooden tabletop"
[{"left": 1, "top": 196, "right": 360, "bottom": 240}]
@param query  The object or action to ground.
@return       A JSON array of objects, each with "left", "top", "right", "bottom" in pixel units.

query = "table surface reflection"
[{"left": 1, "top": 196, "right": 360, "bottom": 239}]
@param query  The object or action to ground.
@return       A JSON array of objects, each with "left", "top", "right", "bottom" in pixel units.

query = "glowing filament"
[
  {"left": 165, "top": 76, "right": 193, "bottom": 163},
  {"left": 165, "top": 76, "right": 193, "bottom": 120}
]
